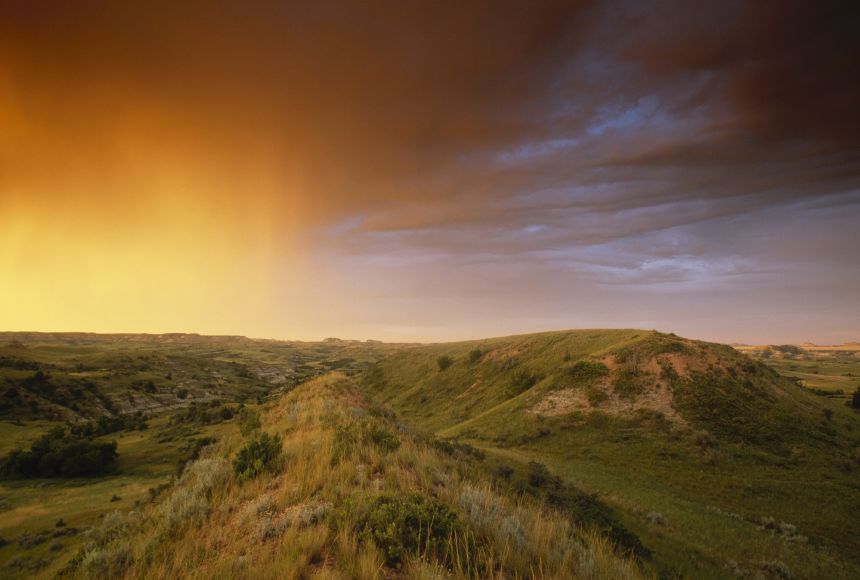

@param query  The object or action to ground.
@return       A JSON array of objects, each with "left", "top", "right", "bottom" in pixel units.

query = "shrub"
[
  {"left": 509, "top": 368, "right": 540, "bottom": 395},
  {"left": 586, "top": 384, "right": 608, "bottom": 406},
  {"left": 354, "top": 494, "right": 462, "bottom": 567},
  {"left": 527, "top": 461, "right": 561, "bottom": 489},
  {"left": 852, "top": 387, "right": 860, "bottom": 410},
  {"left": 80, "top": 541, "right": 132, "bottom": 577},
  {"left": 233, "top": 432, "right": 282, "bottom": 480},
  {"left": 176, "top": 436, "right": 216, "bottom": 475},
  {"left": 160, "top": 487, "right": 208, "bottom": 527},
  {"left": 431, "top": 438, "right": 485, "bottom": 461},
  {"left": 468, "top": 349, "right": 483, "bottom": 363},
  {"left": 184, "top": 458, "right": 230, "bottom": 493},
  {"left": 436, "top": 355, "right": 454, "bottom": 371},
  {"left": 567, "top": 360, "right": 610, "bottom": 381},
  {"left": 613, "top": 369, "right": 644, "bottom": 399},
  {"left": 495, "top": 465, "right": 513, "bottom": 481}
]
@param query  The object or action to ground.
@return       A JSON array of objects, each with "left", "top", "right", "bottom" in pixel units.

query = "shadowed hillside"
[{"left": 361, "top": 330, "right": 860, "bottom": 579}]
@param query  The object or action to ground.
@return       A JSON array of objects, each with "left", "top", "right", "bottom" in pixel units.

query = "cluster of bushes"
[
  {"left": 351, "top": 494, "right": 464, "bottom": 567},
  {"left": 567, "top": 360, "right": 610, "bottom": 381},
  {"left": 0, "top": 427, "right": 118, "bottom": 479},
  {"left": 170, "top": 401, "right": 234, "bottom": 426},
  {"left": 332, "top": 417, "right": 401, "bottom": 464},
  {"left": 69, "top": 413, "right": 147, "bottom": 438},
  {"left": 612, "top": 368, "right": 645, "bottom": 399},
  {"left": 436, "top": 355, "right": 454, "bottom": 371},
  {"left": 508, "top": 368, "right": 541, "bottom": 395},
  {"left": 232, "top": 432, "right": 282, "bottom": 480}
]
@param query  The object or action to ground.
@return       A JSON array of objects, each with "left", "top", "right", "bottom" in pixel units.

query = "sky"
[{"left": 1, "top": 0, "right": 859, "bottom": 344}]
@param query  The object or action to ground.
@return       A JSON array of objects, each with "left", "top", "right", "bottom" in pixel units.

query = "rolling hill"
[
  {"left": 1, "top": 330, "right": 858, "bottom": 578},
  {"left": 360, "top": 330, "right": 860, "bottom": 578}
]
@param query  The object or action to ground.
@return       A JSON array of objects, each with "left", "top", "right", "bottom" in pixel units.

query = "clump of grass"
[
  {"left": 646, "top": 511, "right": 667, "bottom": 526},
  {"left": 509, "top": 368, "right": 541, "bottom": 395},
  {"left": 331, "top": 417, "right": 400, "bottom": 464},
  {"left": 79, "top": 541, "right": 132, "bottom": 577}
]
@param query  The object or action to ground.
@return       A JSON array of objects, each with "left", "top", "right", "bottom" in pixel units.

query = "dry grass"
[{"left": 63, "top": 373, "right": 646, "bottom": 579}]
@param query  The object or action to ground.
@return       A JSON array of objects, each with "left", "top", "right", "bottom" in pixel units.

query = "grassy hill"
[
  {"left": 56, "top": 373, "right": 644, "bottom": 579},
  {"left": 360, "top": 330, "right": 860, "bottom": 579}
]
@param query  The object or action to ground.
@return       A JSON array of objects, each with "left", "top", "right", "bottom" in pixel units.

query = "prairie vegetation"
[
  {"left": 1, "top": 330, "right": 858, "bottom": 578},
  {"left": 65, "top": 374, "right": 645, "bottom": 579}
]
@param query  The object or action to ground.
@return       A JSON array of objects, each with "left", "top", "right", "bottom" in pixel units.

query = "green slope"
[{"left": 360, "top": 330, "right": 860, "bottom": 579}]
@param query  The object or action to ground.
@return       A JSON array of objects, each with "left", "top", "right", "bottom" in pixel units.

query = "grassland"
[{"left": 1, "top": 330, "right": 858, "bottom": 578}]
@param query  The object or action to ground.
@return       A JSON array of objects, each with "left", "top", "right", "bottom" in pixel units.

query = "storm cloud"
[{"left": 1, "top": 0, "right": 858, "bottom": 342}]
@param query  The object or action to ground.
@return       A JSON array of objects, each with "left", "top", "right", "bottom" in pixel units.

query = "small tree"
[
  {"left": 468, "top": 349, "right": 483, "bottom": 364},
  {"left": 436, "top": 355, "right": 453, "bottom": 371}
]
